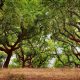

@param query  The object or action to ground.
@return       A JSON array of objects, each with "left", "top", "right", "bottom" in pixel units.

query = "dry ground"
[{"left": 0, "top": 68, "right": 80, "bottom": 80}]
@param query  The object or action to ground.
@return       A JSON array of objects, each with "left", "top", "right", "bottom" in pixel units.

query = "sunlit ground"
[{"left": 0, "top": 68, "right": 80, "bottom": 80}]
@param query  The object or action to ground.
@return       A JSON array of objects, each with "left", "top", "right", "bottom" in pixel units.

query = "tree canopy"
[{"left": 0, "top": 0, "right": 80, "bottom": 68}]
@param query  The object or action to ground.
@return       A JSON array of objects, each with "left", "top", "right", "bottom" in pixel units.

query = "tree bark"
[
  {"left": 22, "top": 61, "right": 25, "bottom": 68},
  {"left": 3, "top": 52, "right": 12, "bottom": 68}
]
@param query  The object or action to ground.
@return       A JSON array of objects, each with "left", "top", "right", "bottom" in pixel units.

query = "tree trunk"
[
  {"left": 3, "top": 52, "right": 12, "bottom": 68},
  {"left": 22, "top": 61, "right": 25, "bottom": 68}
]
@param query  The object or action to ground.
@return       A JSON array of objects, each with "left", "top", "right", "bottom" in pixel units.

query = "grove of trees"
[{"left": 0, "top": 0, "right": 80, "bottom": 68}]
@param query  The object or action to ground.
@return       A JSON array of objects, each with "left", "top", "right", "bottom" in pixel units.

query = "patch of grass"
[
  {"left": 0, "top": 68, "right": 80, "bottom": 80},
  {"left": 7, "top": 73, "right": 26, "bottom": 80}
]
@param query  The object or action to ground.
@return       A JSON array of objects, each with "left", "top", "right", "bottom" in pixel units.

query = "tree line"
[{"left": 0, "top": 0, "right": 80, "bottom": 68}]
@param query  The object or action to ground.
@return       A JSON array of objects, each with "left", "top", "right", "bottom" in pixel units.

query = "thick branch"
[
  {"left": 68, "top": 22, "right": 80, "bottom": 32},
  {"left": 12, "top": 39, "right": 20, "bottom": 48},
  {"left": 68, "top": 10, "right": 80, "bottom": 19},
  {"left": 71, "top": 46, "right": 80, "bottom": 61},
  {"left": 0, "top": 47, "right": 5, "bottom": 52},
  {"left": 13, "top": 46, "right": 20, "bottom": 51},
  {"left": 55, "top": 49, "right": 65, "bottom": 65},
  {"left": 69, "top": 35, "right": 80, "bottom": 43},
  {"left": 60, "top": 26, "right": 80, "bottom": 43}
]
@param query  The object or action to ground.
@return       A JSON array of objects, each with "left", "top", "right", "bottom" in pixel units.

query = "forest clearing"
[{"left": 0, "top": 68, "right": 80, "bottom": 80}]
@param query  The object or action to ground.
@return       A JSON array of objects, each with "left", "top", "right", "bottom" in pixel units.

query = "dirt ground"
[{"left": 0, "top": 68, "right": 80, "bottom": 80}]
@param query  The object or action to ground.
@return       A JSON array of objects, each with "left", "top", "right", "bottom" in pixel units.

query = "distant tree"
[
  {"left": 15, "top": 38, "right": 53, "bottom": 68},
  {"left": 42, "top": 0, "right": 80, "bottom": 67}
]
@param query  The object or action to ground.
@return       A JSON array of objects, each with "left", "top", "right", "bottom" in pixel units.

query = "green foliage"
[
  {"left": 32, "top": 52, "right": 50, "bottom": 68},
  {"left": 9, "top": 58, "right": 21, "bottom": 68},
  {"left": 54, "top": 53, "right": 80, "bottom": 68},
  {"left": 0, "top": 0, "right": 80, "bottom": 68},
  {"left": 0, "top": 52, "right": 6, "bottom": 67},
  {"left": 54, "top": 54, "right": 69, "bottom": 68},
  {"left": 42, "top": 0, "right": 80, "bottom": 68}
]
